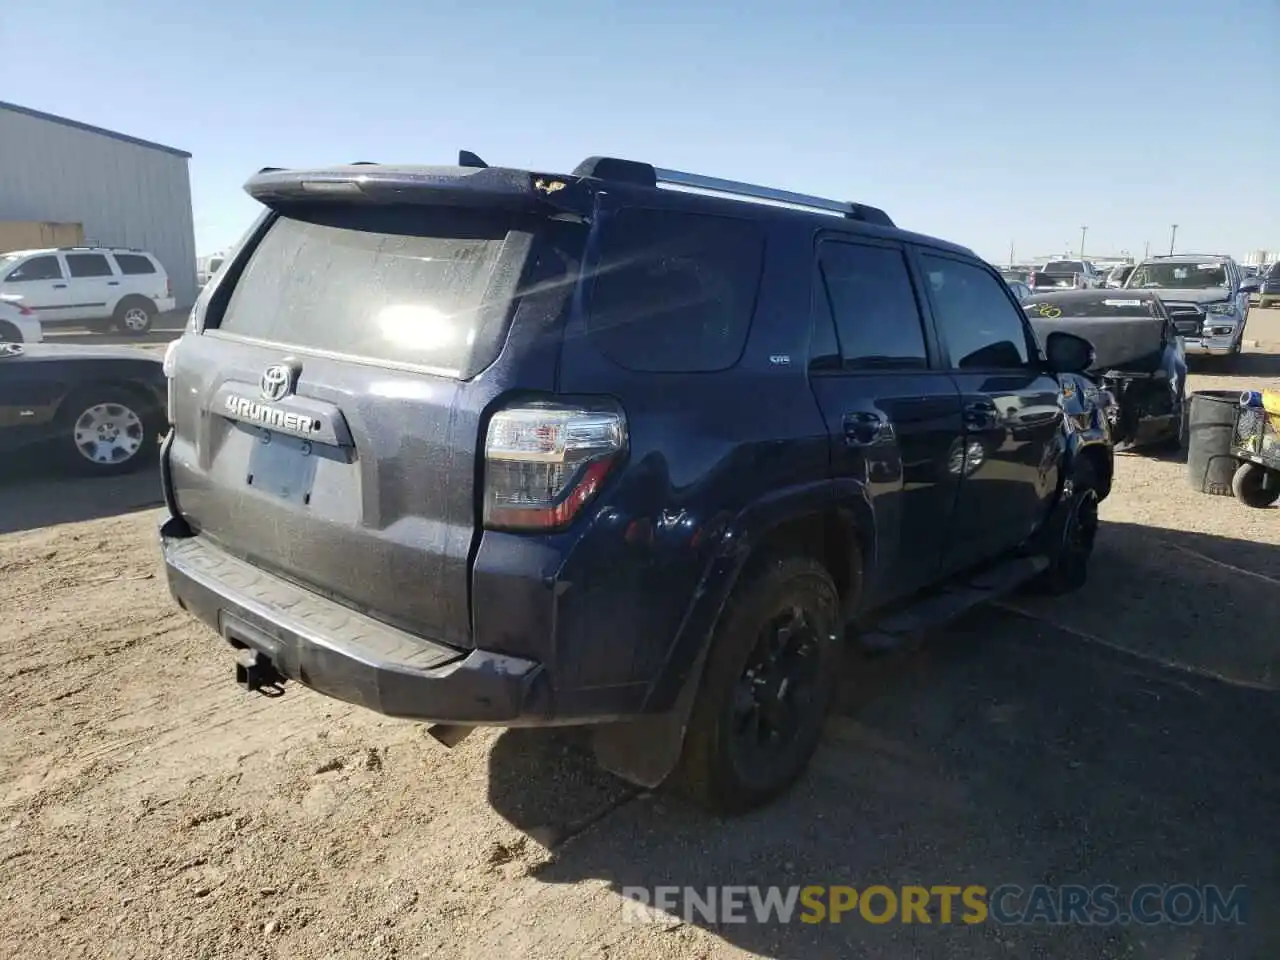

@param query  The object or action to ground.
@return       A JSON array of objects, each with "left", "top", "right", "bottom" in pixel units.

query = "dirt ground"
[{"left": 2, "top": 342, "right": 1279, "bottom": 959}]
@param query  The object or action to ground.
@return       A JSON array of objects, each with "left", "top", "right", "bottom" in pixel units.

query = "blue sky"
[{"left": 3, "top": 0, "right": 1277, "bottom": 264}]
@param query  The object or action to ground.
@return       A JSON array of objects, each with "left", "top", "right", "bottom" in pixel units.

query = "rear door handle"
[
  {"left": 843, "top": 411, "right": 891, "bottom": 447},
  {"left": 107, "top": 281, "right": 119, "bottom": 286},
  {"left": 53, "top": 283, "right": 67, "bottom": 289}
]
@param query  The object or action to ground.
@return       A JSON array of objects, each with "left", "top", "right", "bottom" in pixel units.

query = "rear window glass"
[
  {"left": 215, "top": 206, "right": 521, "bottom": 377},
  {"left": 113, "top": 253, "right": 156, "bottom": 275},
  {"left": 1025, "top": 297, "right": 1160, "bottom": 319},
  {"left": 1042, "top": 261, "right": 1084, "bottom": 273},
  {"left": 586, "top": 208, "right": 764, "bottom": 373}
]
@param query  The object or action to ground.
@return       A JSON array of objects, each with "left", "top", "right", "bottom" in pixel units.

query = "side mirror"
[
  {"left": 1240, "top": 278, "right": 1260, "bottom": 294},
  {"left": 1044, "top": 331, "right": 1095, "bottom": 374}
]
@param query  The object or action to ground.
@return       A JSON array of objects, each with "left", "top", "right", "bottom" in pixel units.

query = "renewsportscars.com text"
[{"left": 620, "top": 884, "right": 1249, "bottom": 926}]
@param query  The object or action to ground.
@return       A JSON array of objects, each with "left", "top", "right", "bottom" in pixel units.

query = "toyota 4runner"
[{"left": 158, "top": 153, "right": 1114, "bottom": 814}]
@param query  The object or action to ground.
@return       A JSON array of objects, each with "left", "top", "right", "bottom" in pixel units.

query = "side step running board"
[{"left": 860, "top": 555, "right": 1049, "bottom": 652}]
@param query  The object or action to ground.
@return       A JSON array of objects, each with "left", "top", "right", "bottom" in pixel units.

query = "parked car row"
[{"left": 1006, "top": 252, "right": 1258, "bottom": 370}]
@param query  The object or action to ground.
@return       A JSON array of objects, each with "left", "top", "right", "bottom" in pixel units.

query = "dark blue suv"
[{"left": 158, "top": 153, "right": 1113, "bottom": 814}]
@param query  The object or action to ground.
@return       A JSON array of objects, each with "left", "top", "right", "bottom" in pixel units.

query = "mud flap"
[{"left": 591, "top": 642, "right": 711, "bottom": 789}]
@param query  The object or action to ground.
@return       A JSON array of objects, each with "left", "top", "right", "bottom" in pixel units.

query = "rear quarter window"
[
  {"left": 113, "top": 254, "right": 157, "bottom": 275},
  {"left": 585, "top": 208, "right": 764, "bottom": 373}
]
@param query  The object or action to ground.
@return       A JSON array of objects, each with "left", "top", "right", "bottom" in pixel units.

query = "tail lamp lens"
[
  {"left": 483, "top": 405, "right": 626, "bottom": 531},
  {"left": 162, "top": 339, "right": 181, "bottom": 424}
]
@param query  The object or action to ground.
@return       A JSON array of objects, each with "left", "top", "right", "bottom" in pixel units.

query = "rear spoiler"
[{"left": 244, "top": 163, "right": 593, "bottom": 218}]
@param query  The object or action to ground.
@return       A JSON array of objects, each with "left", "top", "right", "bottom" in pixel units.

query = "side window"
[
  {"left": 113, "top": 253, "right": 157, "bottom": 275},
  {"left": 817, "top": 242, "right": 928, "bottom": 370},
  {"left": 919, "top": 254, "right": 1031, "bottom": 370},
  {"left": 587, "top": 208, "right": 764, "bottom": 373},
  {"left": 66, "top": 253, "right": 114, "bottom": 278},
  {"left": 5, "top": 255, "right": 63, "bottom": 282}
]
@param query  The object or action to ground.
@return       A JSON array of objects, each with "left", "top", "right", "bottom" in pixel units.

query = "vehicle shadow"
[
  {"left": 0, "top": 460, "right": 164, "bottom": 535},
  {"left": 485, "top": 524, "right": 1280, "bottom": 958}
]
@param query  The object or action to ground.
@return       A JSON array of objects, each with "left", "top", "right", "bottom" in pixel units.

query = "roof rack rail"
[
  {"left": 652, "top": 167, "right": 895, "bottom": 227},
  {"left": 56, "top": 245, "right": 141, "bottom": 252}
]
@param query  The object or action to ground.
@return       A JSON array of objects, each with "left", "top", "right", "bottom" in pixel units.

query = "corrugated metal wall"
[{"left": 0, "top": 106, "right": 198, "bottom": 308}]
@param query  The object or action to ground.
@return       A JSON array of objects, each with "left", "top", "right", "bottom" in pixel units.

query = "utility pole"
[
  {"left": 1079, "top": 226, "right": 1088, "bottom": 259},
  {"left": 1144, "top": 240, "right": 1150, "bottom": 260},
  {"left": 1169, "top": 224, "right": 1178, "bottom": 255},
  {"left": 1009, "top": 240, "right": 1015, "bottom": 266}
]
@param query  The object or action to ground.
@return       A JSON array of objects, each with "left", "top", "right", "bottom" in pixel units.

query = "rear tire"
[
  {"left": 675, "top": 555, "right": 842, "bottom": 815},
  {"left": 1232, "top": 462, "right": 1280, "bottom": 508},
  {"left": 1033, "top": 456, "right": 1100, "bottom": 595},
  {"left": 57, "top": 386, "right": 163, "bottom": 476},
  {"left": 0, "top": 321, "right": 19, "bottom": 343},
  {"left": 113, "top": 298, "right": 155, "bottom": 336}
]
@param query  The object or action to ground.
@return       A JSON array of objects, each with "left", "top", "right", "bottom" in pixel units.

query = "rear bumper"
[{"left": 160, "top": 520, "right": 554, "bottom": 725}]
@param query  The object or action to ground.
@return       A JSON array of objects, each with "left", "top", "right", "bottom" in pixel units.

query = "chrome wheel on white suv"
[{"left": 112, "top": 298, "right": 156, "bottom": 336}]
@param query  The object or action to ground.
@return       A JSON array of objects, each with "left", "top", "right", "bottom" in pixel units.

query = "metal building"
[{"left": 0, "top": 100, "right": 198, "bottom": 308}]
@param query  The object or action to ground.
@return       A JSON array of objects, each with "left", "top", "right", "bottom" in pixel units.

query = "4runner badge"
[{"left": 260, "top": 364, "right": 295, "bottom": 402}]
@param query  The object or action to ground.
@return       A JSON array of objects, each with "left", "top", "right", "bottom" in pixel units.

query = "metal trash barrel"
[{"left": 1186, "top": 390, "right": 1241, "bottom": 495}]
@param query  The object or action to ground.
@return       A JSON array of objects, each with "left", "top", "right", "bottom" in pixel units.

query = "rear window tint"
[
  {"left": 215, "top": 206, "right": 522, "bottom": 377},
  {"left": 586, "top": 208, "right": 763, "bottom": 373},
  {"left": 113, "top": 254, "right": 156, "bottom": 275}
]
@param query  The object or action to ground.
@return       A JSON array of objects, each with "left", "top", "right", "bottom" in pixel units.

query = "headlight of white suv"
[{"left": 1206, "top": 301, "right": 1236, "bottom": 315}]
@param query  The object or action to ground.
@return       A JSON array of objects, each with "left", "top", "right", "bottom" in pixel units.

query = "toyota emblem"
[{"left": 260, "top": 364, "right": 294, "bottom": 402}]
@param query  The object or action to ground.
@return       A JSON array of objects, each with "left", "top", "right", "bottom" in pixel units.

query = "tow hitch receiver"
[{"left": 236, "top": 650, "right": 286, "bottom": 697}]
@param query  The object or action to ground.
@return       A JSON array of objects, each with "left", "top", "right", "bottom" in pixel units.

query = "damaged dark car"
[{"left": 1024, "top": 290, "right": 1186, "bottom": 450}]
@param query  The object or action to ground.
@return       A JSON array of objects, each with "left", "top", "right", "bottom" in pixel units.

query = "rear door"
[
  {"left": 806, "top": 237, "right": 963, "bottom": 605},
  {"left": 167, "top": 201, "right": 566, "bottom": 648},
  {"left": 913, "top": 249, "right": 1064, "bottom": 575}
]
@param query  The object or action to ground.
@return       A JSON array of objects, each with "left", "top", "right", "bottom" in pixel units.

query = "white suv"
[{"left": 0, "top": 247, "right": 177, "bottom": 336}]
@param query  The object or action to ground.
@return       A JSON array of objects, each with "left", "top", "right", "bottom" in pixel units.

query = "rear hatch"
[{"left": 165, "top": 167, "right": 585, "bottom": 647}]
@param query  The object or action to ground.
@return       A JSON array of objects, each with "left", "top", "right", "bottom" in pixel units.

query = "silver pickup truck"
[{"left": 1121, "top": 254, "right": 1251, "bottom": 368}]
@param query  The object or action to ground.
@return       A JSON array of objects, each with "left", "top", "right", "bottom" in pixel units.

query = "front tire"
[
  {"left": 1232, "top": 462, "right": 1280, "bottom": 508},
  {"left": 1034, "top": 456, "right": 1100, "bottom": 595},
  {"left": 676, "top": 555, "right": 842, "bottom": 815},
  {"left": 58, "top": 387, "right": 162, "bottom": 476}
]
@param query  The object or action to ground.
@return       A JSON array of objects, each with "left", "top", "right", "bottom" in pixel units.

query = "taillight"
[
  {"left": 166, "top": 277, "right": 173, "bottom": 297},
  {"left": 1028, "top": 272, "right": 1038, "bottom": 287},
  {"left": 162, "top": 339, "right": 181, "bottom": 424},
  {"left": 483, "top": 404, "right": 626, "bottom": 531},
  {"left": 16, "top": 303, "right": 34, "bottom": 316}
]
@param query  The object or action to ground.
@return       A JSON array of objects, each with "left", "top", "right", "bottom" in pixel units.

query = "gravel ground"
[{"left": 1, "top": 346, "right": 1278, "bottom": 960}]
